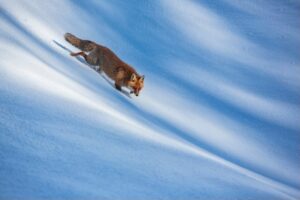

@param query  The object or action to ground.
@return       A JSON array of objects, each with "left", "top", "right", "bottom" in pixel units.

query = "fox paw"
[{"left": 115, "top": 85, "right": 122, "bottom": 91}]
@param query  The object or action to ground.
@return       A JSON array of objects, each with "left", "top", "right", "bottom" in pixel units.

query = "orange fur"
[{"left": 65, "top": 33, "right": 144, "bottom": 96}]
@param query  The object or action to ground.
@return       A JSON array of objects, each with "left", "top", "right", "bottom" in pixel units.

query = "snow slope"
[{"left": 0, "top": 0, "right": 299, "bottom": 199}]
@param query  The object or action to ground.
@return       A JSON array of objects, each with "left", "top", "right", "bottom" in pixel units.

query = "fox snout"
[
  {"left": 132, "top": 88, "right": 140, "bottom": 96},
  {"left": 130, "top": 90, "right": 139, "bottom": 96},
  {"left": 128, "top": 74, "right": 144, "bottom": 97},
  {"left": 130, "top": 85, "right": 142, "bottom": 96}
]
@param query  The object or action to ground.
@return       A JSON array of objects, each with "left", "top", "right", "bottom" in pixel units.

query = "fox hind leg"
[
  {"left": 70, "top": 51, "right": 103, "bottom": 73},
  {"left": 70, "top": 51, "right": 87, "bottom": 59},
  {"left": 71, "top": 51, "right": 97, "bottom": 66}
]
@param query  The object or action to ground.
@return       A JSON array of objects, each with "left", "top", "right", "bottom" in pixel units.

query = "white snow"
[{"left": 1, "top": 0, "right": 299, "bottom": 199}]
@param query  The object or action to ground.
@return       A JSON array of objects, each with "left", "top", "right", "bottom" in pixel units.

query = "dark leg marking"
[{"left": 115, "top": 83, "right": 122, "bottom": 91}]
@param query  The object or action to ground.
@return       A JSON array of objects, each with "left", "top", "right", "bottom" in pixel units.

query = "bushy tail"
[{"left": 64, "top": 33, "right": 96, "bottom": 52}]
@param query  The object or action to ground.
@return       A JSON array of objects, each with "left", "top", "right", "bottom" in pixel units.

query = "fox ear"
[
  {"left": 140, "top": 75, "right": 145, "bottom": 81},
  {"left": 130, "top": 73, "right": 137, "bottom": 81}
]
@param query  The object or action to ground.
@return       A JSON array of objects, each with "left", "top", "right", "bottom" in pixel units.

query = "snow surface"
[{"left": 0, "top": 0, "right": 300, "bottom": 199}]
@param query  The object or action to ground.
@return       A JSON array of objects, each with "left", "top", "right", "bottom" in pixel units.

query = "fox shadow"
[{"left": 53, "top": 40, "right": 132, "bottom": 99}]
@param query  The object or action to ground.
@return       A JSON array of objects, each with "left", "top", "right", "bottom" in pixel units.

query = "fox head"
[{"left": 128, "top": 73, "right": 144, "bottom": 96}]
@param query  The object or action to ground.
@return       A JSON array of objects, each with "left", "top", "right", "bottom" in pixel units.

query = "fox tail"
[{"left": 64, "top": 33, "right": 95, "bottom": 52}]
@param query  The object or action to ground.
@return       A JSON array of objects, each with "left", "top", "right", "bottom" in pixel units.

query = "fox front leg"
[
  {"left": 115, "top": 82, "right": 122, "bottom": 91},
  {"left": 114, "top": 78, "right": 123, "bottom": 92},
  {"left": 114, "top": 69, "right": 125, "bottom": 92}
]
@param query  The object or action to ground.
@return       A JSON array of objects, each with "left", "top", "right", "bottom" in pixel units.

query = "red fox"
[{"left": 64, "top": 33, "right": 144, "bottom": 96}]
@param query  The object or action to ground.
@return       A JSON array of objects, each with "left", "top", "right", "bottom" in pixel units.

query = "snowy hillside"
[{"left": 1, "top": 0, "right": 299, "bottom": 199}]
